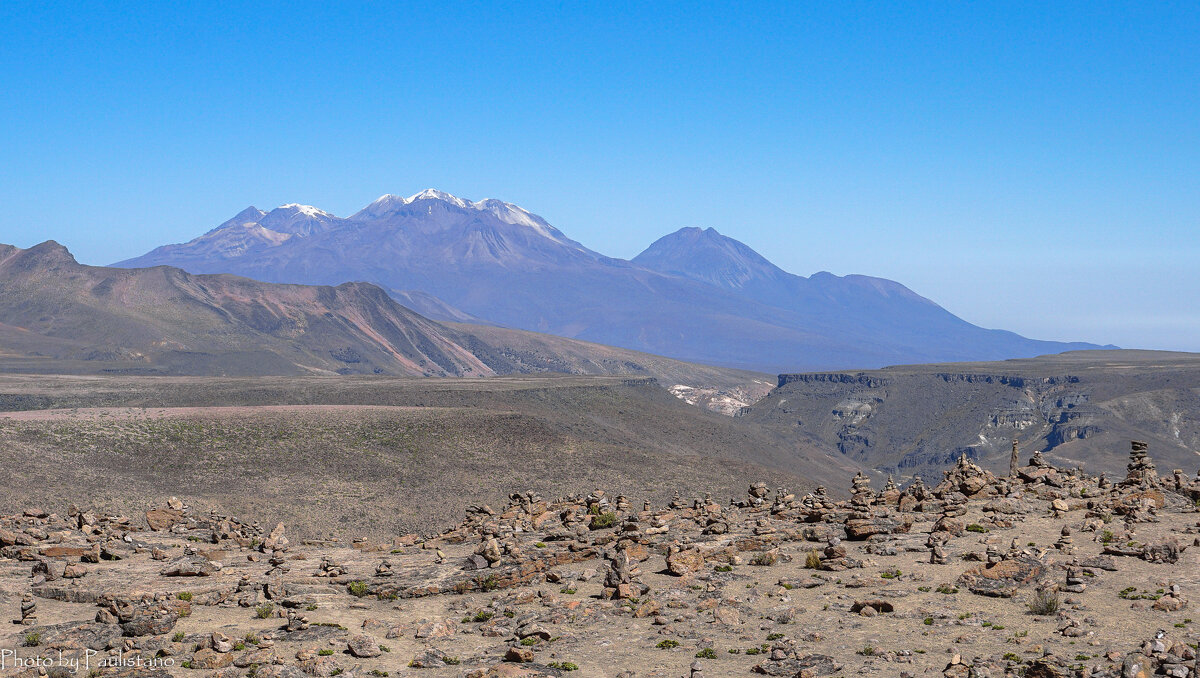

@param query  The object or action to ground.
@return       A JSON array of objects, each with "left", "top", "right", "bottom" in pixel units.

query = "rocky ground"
[{"left": 2, "top": 443, "right": 1199, "bottom": 678}]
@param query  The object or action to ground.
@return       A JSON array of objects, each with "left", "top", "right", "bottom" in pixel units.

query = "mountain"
[
  {"left": 115, "top": 190, "right": 1113, "bottom": 372},
  {"left": 0, "top": 240, "right": 769, "bottom": 394},
  {"left": 633, "top": 226, "right": 1109, "bottom": 367},
  {"left": 740, "top": 349, "right": 1200, "bottom": 481}
]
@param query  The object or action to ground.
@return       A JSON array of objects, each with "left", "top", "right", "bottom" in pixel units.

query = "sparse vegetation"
[
  {"left": 591, "top": 511, "right": 618, "bottom": 529},
  {"left": 805, "top": 550, "right": 822, "bottom": 569},
  {"left": 1028, "top": 588, "right": 1060, "bottom": 615}
]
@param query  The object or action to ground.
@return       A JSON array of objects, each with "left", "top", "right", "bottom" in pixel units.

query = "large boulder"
[{"left": 957, "top": 555, "right": 1045, "bottom": 597}]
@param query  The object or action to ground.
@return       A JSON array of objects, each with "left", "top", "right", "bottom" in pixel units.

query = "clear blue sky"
[{"left": 2, "top": 2, "right": 1197, "bottom": 351}]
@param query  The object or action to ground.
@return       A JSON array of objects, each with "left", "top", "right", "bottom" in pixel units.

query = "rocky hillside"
[
  {"left": 0, "top": 432, "right": 1196, "bottom": 676},
  {"left": 741, "top": 350, "right": 1200, "bottom": 481},
  {"left": 0, "top": 241, "right": 767, "bottom": 400}
]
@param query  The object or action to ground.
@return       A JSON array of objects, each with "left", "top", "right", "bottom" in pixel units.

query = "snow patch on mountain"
[{"left": 278, "top": 203, "right": 330, "bottom": 217}]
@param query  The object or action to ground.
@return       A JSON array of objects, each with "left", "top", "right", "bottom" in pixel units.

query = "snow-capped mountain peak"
[
  {"left": 350, "top": 189, "right": 571, "bottom": 244},
  {"left": 277, "top": 203, "right": 330, "bottom": 218},
  {"left": 406, "top": 188, "right": 470, "bottom": 208}
]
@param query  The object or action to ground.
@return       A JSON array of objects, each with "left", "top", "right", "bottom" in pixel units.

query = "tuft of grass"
[
  {"left": 23, "top": 632, "right": 40, "bottom": 647},
  {"left": 880, "top": 568, "right": 901, "bottom": 579},
  {"left": 965, "top": 524, "right": 988, "bottom": 533},
  {"left": 695, "top": 648, "right": 717, "bottom": 659},
  {"left": 656, "top": 639, "right": 680, "bottom": 649},
  {"left": 750, "top": 551, "right": 778, "bottom": 566},
  {"left": 318, "top": 649, "right": 334, "bottom": 656},
  {"left": 255, "top": 603, "right": 274, "bottom": 618},
  {"left": 1027, "top": 588, "right": 1060, "bottom": 615},
  {"left": 442, "top": 656, "right": 460, "bottom": 665},
  {"left": 177, "top": 591, "right": 193, "bottom": 601},
  {"left": 804, "top": 550, "right": 822, "bottom": 569},
  {"left": 347, "top": 580, "right": 370, "bottom": 597},
  {"left": 172, "top": 631, "right": 185, "bottom": 642}
]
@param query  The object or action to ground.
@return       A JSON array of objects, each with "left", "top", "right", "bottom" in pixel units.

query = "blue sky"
[{"left": 1, "top": 2, "right": 1197, "bottom": 351}]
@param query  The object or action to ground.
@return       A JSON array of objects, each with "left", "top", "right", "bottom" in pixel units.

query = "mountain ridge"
[
  {"left": 114, "top": 189, "right": 1114, "bottom": 372},
  {"left": 0, "top": 240, "right": 770, "bottom": 396}
]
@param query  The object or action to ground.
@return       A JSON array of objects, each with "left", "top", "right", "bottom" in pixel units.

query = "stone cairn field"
[{"left": 2, "top": 443, "right": 1200, "bottom": 678}]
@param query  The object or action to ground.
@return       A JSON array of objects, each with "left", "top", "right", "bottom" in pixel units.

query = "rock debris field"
[{"left": 2, "top": 442, "right": 1200, "bottom": 678}]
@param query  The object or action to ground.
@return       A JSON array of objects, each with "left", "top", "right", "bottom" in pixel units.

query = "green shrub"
[
  {"left": 695, "top": 648, "right": 717, "bottom": 659},
  {"left": 347, "top": 580, "right": 370, "bottom": 597},
  {"left": 656, "top": 639, "right": 680, "bottom": 649},
  {"left": 255, "top": 603, "right": 274, "bottom": 618},
  {"left": 591, "top": 511, "right": 618, "bottom": 529},
  {"left": 23, "top": 632, "right": 40, "bottom": 647},
  {"left": 177, "top": 591, "right": 193, "bottom": 601},
  {"left": 804, "top": 550, "right": 822, "bottom": 569}
]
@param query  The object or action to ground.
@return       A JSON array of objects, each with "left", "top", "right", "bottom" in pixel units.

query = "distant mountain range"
[
  {"left": 115, "top": 189, "right": 1114, "bottom": 372},
  {"left": 0, "top": 240, "right": 767, "bottom": 393}
]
